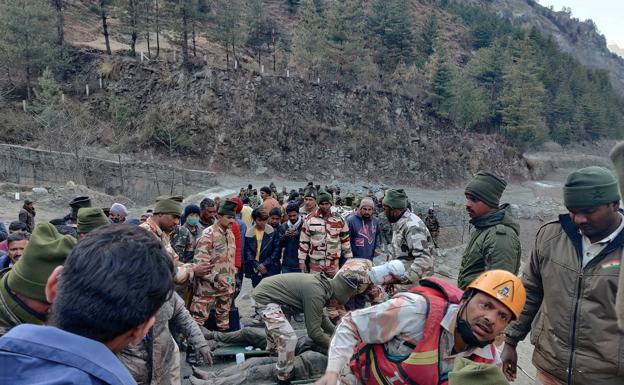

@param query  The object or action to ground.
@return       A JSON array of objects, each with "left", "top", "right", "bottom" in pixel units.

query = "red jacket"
[{"left": 231, "top": 220, "right": 242, "bottom": 269}]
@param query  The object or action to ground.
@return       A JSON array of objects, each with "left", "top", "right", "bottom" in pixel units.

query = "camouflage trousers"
[
  {"left": 308, "top": 258, "right": 339, "bottom": 277},
  {"left": 190, "top": 294, "right": 231, "bottom": 331},
  {"left": 256, "top": 303, "right": 298, "bottom": 381}
]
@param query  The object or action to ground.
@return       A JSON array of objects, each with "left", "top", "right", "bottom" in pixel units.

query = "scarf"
[{"left": 287, "top": 216, "right": 302, "bottom": 230}]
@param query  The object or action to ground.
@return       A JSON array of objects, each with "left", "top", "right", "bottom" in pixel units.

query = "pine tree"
[
  {"left": 416, "top": 15, "right": 437, "bottom": 64},
  {"left": 292, "top": 0, "right": 327, "bottom": 78},
  {"left": 214, "top": 0, "right": 246, "bottom": 68},
  {"left": 429, "top": 49, "right": 454, "bottom": 118},
  {"left": 368, "top": 0, "right": 415, "bottom": 72},
  {"left": 246, "top": 0, "right": 274, "bottom": 69},
  {"left": 0, "top": 0, "right": 59, "bottom": 99},
  {"left": 500, "top": 37, "right": 548, "bottom": 149},
  {"left": 450, "top": 74, "right": 489, "bottom": 130},
  {"left": 325, "top": 0, "right": 374, "bottom": 84},
  {"left": 117, "top": 0, "right": 150, "bottom": 57}
]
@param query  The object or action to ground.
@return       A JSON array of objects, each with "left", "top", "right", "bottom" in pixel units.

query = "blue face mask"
[{"left": 186, "top": 217, "right": 199, "bottom": 226}]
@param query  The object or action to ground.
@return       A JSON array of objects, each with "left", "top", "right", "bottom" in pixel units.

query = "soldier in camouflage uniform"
[
  {"left": 326, "top": 258, "right": 387, "bottom": 322},
  {"left": 298, "top": 189, "right": 352, "bottom": 277},
  {"left": 424, "top": 208, "right": 440, "bottom": 245},
  {"left": 300, "top": 186, "right": 318, "bottom": 217},
  {"left": 382, "top": 189, "right": 435, "bottom": 292},
  {"left": 190, "top": 200, "right": 237, "bottom": 331},
  {"left": 140, "top": 197, "right": 198, "bottom": 284}
]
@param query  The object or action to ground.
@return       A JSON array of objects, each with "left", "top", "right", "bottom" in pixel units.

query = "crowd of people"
[{"left": 0, "top": 158, "right": 623, "bottom": 385}]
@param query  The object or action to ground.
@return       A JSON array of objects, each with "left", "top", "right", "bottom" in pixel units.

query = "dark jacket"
[
  {"left": 277, "top": 220, "right": 303, "bottom": 269},
  {"left": 18, "top": 208, "right": 35, "bottom": 233},
  {"left": 347, "top": 214, "right": 380, "bottom": 260},
  {"left": 506, "top": 213, "right": 624, "bottom": 384},
  {"left": 244, "top": 225, "right": 280, "bottom": 283},
  {"left": 457, "top": 204, "right": 521, "bottom": 289}
]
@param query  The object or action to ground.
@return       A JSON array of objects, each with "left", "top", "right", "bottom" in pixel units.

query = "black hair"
[
  {"left": 48, "top": 224, "right": 174, "bottom": 342},
  {"left": 269, "top": 208, "right": 282, "bottom": 217},
  {"left": 260, "top": 186, "right": 271, "bottom": 195},
  {"left": 200, "top": 198, "right": 215, "bottom": 210},
  {"left": 7, "top": 232, "right": 28, "bottom": 244},
  {"left": 252, "top": 208, "right": 269, "bottom": 220},
  {"left": 9, "top": 221, "right": 28, "bottom": 232}
]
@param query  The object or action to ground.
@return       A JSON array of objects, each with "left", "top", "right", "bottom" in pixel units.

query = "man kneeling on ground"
[{"left": 315, "top": 270, "right": 526, "bottom": 385}]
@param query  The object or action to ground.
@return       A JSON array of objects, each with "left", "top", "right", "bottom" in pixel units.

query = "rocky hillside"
[
  {"left": 464, "top": 0, "right": 624, "bottom": 95},
  {"left": 91, "top": 57, "right": 526, "bottom": 185}
]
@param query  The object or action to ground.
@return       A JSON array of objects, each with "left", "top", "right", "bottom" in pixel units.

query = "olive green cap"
[
  {"left": 153, "top": 198, "right": 183, "bottom": 216},
  {"left": 77, "top": 207, "right": 110, "bottom": 234}
]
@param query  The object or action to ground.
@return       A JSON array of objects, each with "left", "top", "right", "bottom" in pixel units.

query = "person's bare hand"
[
  {"left": 258, "top": 264, "right": 268, "bottom": 275},
  {"left": 197, "top": 345, "right": 213, "bottom": 366},
  {"left": 314, "top": 372, "right": 339, "bottom": 385},
  {"left": 299, "top": 262, "right": 308, "bottom": 273},
  {"left": 501, "top": 343, "right": 518, "bottom": 381},
  {"left": 193, "top": 263, "right": 212, "bottom": 277}
]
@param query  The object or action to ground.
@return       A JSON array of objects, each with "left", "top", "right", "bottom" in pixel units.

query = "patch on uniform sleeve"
[{"left": 601, "top": 259, "right": 620, "bottom": 269}]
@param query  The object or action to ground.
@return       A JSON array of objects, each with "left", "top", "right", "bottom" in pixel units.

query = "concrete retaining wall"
[{"left": 0, "top": 144, "right": 217, "bottom": 203}]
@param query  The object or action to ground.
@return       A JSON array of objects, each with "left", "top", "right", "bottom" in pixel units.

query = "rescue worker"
[
  {"left": 76, "top": 207, "right": 110, "bottom": 240},
  {"left": 315, "top": 270, "right": 526, "bottom": 385},
  {"left": 382, "top": 189, "right": 435, "bottom": 292},
  {"left": 424, "top": 208, "right": 440, "bottom": 245},
  {"left": 502, "top": 166, "right": 624, "bottom": 384},
  {"left": 190, "top": 200, "right": 237, "bottom": 331},
  {"left": 298, "top": 189, "right": 352, "bottom": 277},
  {"left": 251, "top": 269, "right": 362, "bottom": 385},
  {"left": 458, "top": 171, "right": 520, "bottom": 289},
  {"left": 300, "top": 186, "right": 318, "bottom": 217}
]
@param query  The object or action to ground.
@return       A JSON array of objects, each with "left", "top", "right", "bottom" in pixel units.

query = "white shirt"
[{"left": 580, "top": 213, "right": 624, "bottom": 267}]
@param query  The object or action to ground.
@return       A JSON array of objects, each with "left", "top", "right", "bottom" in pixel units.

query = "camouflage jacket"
[
  {"left": 140, "top": 218, "right": 193, "bottom": 284},
  {"left": 336, "top": 258, "right": 386, "bottom": 304},
  {"left": 193, "top": 223, "right": 237, "bottom": 296},
  {"left": 298, "top": 209, "right": 353, "bottom": 264},
  {"left": 171, "top": 223, "right": 204, "bottom": 263},
  {"left": 425, "top": 214, "right": 440, "bottom": 233},
  {"left": 119, "top": 292, "right": 208, "bottom": 385},
  {"left": 389, "top": 209, "right": 435, "bottom": 291}
]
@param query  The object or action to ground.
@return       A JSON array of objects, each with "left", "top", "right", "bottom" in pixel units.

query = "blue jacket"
[
  {"left": 0, "top": 324, "right": 137, "bottom": 385},
  {"left": 347, "top": 213, "right": 380, "bottom": 260},
  {"left": 277, "top": 220, "right": 303, "bottom": 269},
  {"left": 244, "top": 224, "right": 280, "bottom": 280}
]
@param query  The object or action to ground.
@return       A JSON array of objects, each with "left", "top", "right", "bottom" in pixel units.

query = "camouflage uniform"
[
  {"left": 424, "top": 212, "right": 440, "bottom": 245},
  {"left": 190, "top": 223, "right": 236, "bottom": 330},
  {"left": 298, "top": 209, "right": 352, "bottom": 277},
  {"left": 256, "top": 303, "right": 299, "bottom": 382},
  {"left": 377, "top": 211, "right": 393, "bottom": 252},
  {"left": 171, "top": 224, "right": 196, "bottom": 263},
  {"left": 140, "top": 217, "right": 193, "bottom": 284},
  {"left": 326, "top": 292, "right": 498, "bottom": 385},
  {"left": 388, "top": 209, "right": 435, "bottom": 292},
  {"left": 326, "top": 258, "right": 386, "bottom": 321}
]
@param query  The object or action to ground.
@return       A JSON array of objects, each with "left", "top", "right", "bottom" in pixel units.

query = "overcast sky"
[{"left": 537, "top": 0, "right": 624, "bottom": 47}]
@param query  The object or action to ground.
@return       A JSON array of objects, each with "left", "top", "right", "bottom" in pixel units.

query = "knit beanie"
[
  {"left": 229, "top": 197, "right": 243, "bottom": 213},
  {"left": 153, "top": 198, "right": 183, "bottom": 216},
  {"left": 304, "top": 187, "right": 317, "bottom": 200},
  {"left": 68, "top": 196, "right": 91, "bottom": 220},
  {"left": 448, "top": 357, "right": 509, "bottom": 385},
  {"left": 464, "top": 171, "right": 507, "bottom": 208},
  {"left": 109, "top": 203, "right": 128, "bottom": 216},
  {"left": 318, "top": 189, "right": 333, "bottom": 204},
  {"left": 286, "top": 202, "right": 300, "bottom": 213},
  {"left": 382, "top": 189, "right": 408, "bottom": 209},
  {"left": 77, "top": 208, "right": 110, "bottom": 234},
  {"left": 184, "top": 204, "right": 201, "bottom": 217},
  {"left": 359, "top": 197, "right": 375, "bottom": 209},
  {"left": 7, "top": 223, "right": 77, "bottom": 302},
  {"left": 218, "top": 200, "right": 237, "bottom": 216},
  {"left": 563, "top": 166, "right": 620, "bottom": 209},
  {"left": 609, "top": 142, "right": 624, "bottom": 330}
]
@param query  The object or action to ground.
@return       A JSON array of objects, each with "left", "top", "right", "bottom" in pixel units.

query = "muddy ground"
[{"left": 0, "top": 162, "right": 582, "bottom": 385}]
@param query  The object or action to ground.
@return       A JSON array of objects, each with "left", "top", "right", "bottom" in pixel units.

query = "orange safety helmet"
[{"left": 466, "top": 270, "right": 526, "bottom": 320}]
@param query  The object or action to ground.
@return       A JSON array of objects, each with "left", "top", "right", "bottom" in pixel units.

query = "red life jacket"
[{"left": 349, "top": 277, "right": 496, "bottom": 385}]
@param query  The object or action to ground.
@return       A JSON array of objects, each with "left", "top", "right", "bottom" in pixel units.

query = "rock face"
[
  {"left": 464, "top": 0, "right": 624, "bottom": 95},
  {"left": 105, "top": 61, "right": 527, "bottom": 186}
]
